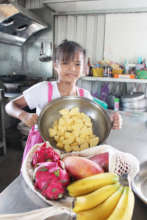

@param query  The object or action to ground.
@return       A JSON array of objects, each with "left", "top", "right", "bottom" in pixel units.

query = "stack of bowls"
[{"left": 120, "top": 92, "right": 147, "bottom": 112}]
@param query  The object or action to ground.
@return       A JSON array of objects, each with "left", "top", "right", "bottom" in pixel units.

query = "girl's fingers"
[
  {"left": 32, "top": 114, "right": 38, "bottom": 124},
  {"left": 30, "top": 114, "right": 38, "bottom": 126},
  {"left": 119, "top": 115, "right": 123, "bottom": 128},
  {"left": 111, "top": 113, "right": 123, "bottom": 129},
  {"left": 25, "top": 113, "right": 38, "bottom": 127}
]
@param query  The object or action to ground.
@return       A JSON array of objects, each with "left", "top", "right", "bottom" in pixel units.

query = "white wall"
[
  {"left": 54, "top": 14, "right": 105, "bottom": 63},
  {"left": 104, "top": 13, "right": 147, "bottom": 64},
  {"left": 55, "top": 12, "right": 147, "bottom": 65},
  {"left": 54, "top": 11, "right": 147, "bottom": 98}
]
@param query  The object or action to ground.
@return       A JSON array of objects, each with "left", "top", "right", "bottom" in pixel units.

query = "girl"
[{"left": 5, "top": 40, "right": 122, "bottom": 162}]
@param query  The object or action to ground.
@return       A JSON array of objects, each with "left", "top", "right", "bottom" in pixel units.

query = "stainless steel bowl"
[
  {"left": 132, "top": 161, "right": 147, "bottom": 204},
  {"left": 38, "top": 96, "right": 112, "bottom": 151}
]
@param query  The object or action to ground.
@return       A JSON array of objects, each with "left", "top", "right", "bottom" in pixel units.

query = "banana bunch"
[{"left": 67, "top": 172, "right": 135, "bottom": 220}]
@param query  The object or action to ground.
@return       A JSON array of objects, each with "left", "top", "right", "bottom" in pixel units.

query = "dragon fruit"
[
  {"left": 32, "top": 142, "right": 61, "bottom": 167},
  {"left": 42, "top": 181, "right": 65, "bottom": 200},
  {"left": 34, "top": 161, "right": 70, "bottom": 200}
]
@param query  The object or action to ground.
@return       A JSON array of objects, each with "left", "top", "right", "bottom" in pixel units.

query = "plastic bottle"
[
  {"left": 103, "top": 65, "right": 108, "bottom": 77},
  {"left": 137, "top": 56, "right": 143, "bottom": 64},
  {"left": 124, "top": 59, "right": 129, "bottom": 74},
  {"left": 87, "top": 57, "right": 93, "bottom": 76},
  {"left": 114, "top": 98, "right": 119, "bottom": 111}
]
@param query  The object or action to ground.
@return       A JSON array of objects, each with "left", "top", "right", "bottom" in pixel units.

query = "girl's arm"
[{"left": 5, "top": 95, "right": 38, "bottom": 128}]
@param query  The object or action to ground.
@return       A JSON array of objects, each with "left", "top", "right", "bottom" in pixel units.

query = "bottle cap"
[{"left": 114, "top": 98, "right": 119, "bottom": 102}]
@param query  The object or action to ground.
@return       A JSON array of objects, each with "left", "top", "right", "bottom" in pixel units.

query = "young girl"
[{"left": 5, "top": 40, "right": 122, "bottom": 162}]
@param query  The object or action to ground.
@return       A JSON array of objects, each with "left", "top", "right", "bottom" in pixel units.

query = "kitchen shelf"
[{"left": 81, "top": 76, "right": 147, "bottom": 84}]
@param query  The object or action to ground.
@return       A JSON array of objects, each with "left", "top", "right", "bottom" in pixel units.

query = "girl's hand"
[
  {"left": 19, "top": 111, "right": 38, "bottom": 128},
  {"left": 110, "top": 112, "right": 122, "bottom": 130}
]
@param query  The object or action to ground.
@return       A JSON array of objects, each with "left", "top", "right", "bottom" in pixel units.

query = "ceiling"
[
  {"left": 42, "top": 0, "right": 147, "bottom": 14},
  {"left": 0, "top": 0, "right": 147, "bottom": 40}
]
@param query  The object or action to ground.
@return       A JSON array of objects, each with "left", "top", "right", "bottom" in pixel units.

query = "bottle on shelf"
[
  {"left": 136, "top": 56, "right": 145, "bottom": 70},
  {"left": 87, "top": 57, "right": 93, "bottom": 76},
  {"left": 107, "top": 66, "right": 112, "bottom": 77},
  {"left": 103, "top": 65, "right": 108, "bottom": 77},
  {"left": 137, "top": 56, "right": 143, "bottom": 64},
  {"left": 124, "top": 59, "right": 129, "bottom": 74},
  {"left": 114, "top": 97, "right": 120, "bottom": 111}
]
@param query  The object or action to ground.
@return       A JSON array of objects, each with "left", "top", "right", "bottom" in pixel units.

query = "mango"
[
  {"left": 89, "top": 152, "right": 109, "bottom": 172},
  {"left": 63, "top": 156, "right": 104, "bottom": 179}
]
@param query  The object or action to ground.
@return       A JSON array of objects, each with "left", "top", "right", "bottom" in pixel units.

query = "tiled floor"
[{"left": 0, "top": 127, "right": 23, "bottom": 192}]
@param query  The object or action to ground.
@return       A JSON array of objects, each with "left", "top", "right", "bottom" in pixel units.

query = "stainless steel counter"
[
  {"left": 106, "top": 111, "right": 147, "bottom": 163},
  {"left": 0, "top": 111, "right": 147, "bottom": 218}
]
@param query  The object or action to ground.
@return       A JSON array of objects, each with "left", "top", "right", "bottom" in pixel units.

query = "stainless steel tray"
[{"left": 132, "top": 161, "right": 147, "bottom": 204}]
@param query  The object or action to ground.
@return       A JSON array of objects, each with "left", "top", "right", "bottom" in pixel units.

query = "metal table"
[
  {"left": 0, "top": 111, "right": 147, "bottom": 219},
  {"left": 0, "top": 89, "right": 7, "bottom": 155}
]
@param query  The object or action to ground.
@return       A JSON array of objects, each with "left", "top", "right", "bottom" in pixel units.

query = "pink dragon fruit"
[
  {"left": 42, "top": 181, "right": 65, "bottom": 200},
  {"left": 32, "top": 142, "right": 61, "bottom": 167},
  {"left": 34, "top": 162, "right": 70, "bottom": 200}
]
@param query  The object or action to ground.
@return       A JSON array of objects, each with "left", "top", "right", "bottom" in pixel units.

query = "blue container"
[{"left": 93, "top": 97, "right": 108, "bottom": 109}]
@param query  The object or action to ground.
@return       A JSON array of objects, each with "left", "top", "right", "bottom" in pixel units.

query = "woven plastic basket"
[
  {"left": 61, "top": 144, "right": 139, "bottom": 181},
  {"left": 22, "top": 143, "right": 139, "bottom": 208}
]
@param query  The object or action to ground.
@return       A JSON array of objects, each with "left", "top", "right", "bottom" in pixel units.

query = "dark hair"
[{"left": 54, "top": 39, "right": 86, "bottom": 63}]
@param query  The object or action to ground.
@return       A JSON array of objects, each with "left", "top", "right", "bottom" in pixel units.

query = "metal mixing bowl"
[{"left": 38, "top": 96, "right": 112, "bottom": 151}]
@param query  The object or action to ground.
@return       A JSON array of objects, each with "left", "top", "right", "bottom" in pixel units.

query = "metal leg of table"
[{"left": 0, "top": 101, "right": 7, "bottom": 155}]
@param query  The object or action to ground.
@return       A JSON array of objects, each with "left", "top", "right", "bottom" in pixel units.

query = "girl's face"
[{"left": 54, "top": 51, "right": 85, "bottom": 83}]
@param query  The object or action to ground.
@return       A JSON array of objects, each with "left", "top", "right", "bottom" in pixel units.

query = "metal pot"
[
  {"left": 120, "top": 92, "right": 145, "bottom": 103},
  {"left": 3, "top": 82, "right": 21, "bottom": 89},
  {"left": 121, "top": 98, "right": 146, "bottom": 109},
  {"left": 122, "top": 107, "right": 146, "bottom": 113},
  {"left": 120, "top": 92, "right": 147, "bottom": 112},
  {"left": 3, "top": 82, "right": 22, "bottom": 94}
]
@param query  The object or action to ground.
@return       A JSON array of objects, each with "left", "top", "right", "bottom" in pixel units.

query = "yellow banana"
[
  {"left": 121, "top": 187, "right": 135, "bottom": 220},
  {"left": 107, "top": 186, "right": 129, "bottom": 220},
  {"left": 76, "top": 186, "right": 123, "bottom": 220},
  {"left": 67, "top": 172, "right": 118, "bottom": 197},
  {"left": 73, "top": 183, "right": 120, "bottom": 213}
]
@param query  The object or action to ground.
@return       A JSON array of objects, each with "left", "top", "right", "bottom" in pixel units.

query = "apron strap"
[
  {"left": 22, "top": 82, "right": 53, "bottom": 168},
  {"left": 48, "top": 82, "right": 53, "bottom": 102},
  {"left": 78, "top": 88, "right": 84, "bottom": 97},
  {"left": 48, "top": 83, "right": 84, "bottom": 98}
]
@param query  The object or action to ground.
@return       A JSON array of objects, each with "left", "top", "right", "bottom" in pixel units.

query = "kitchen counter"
[
  {"left": 0, "top": 111, "right": 147, "bottom": 218},
  {"left": 106, "top": 110, "right": 147, "bottom": 163}
]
